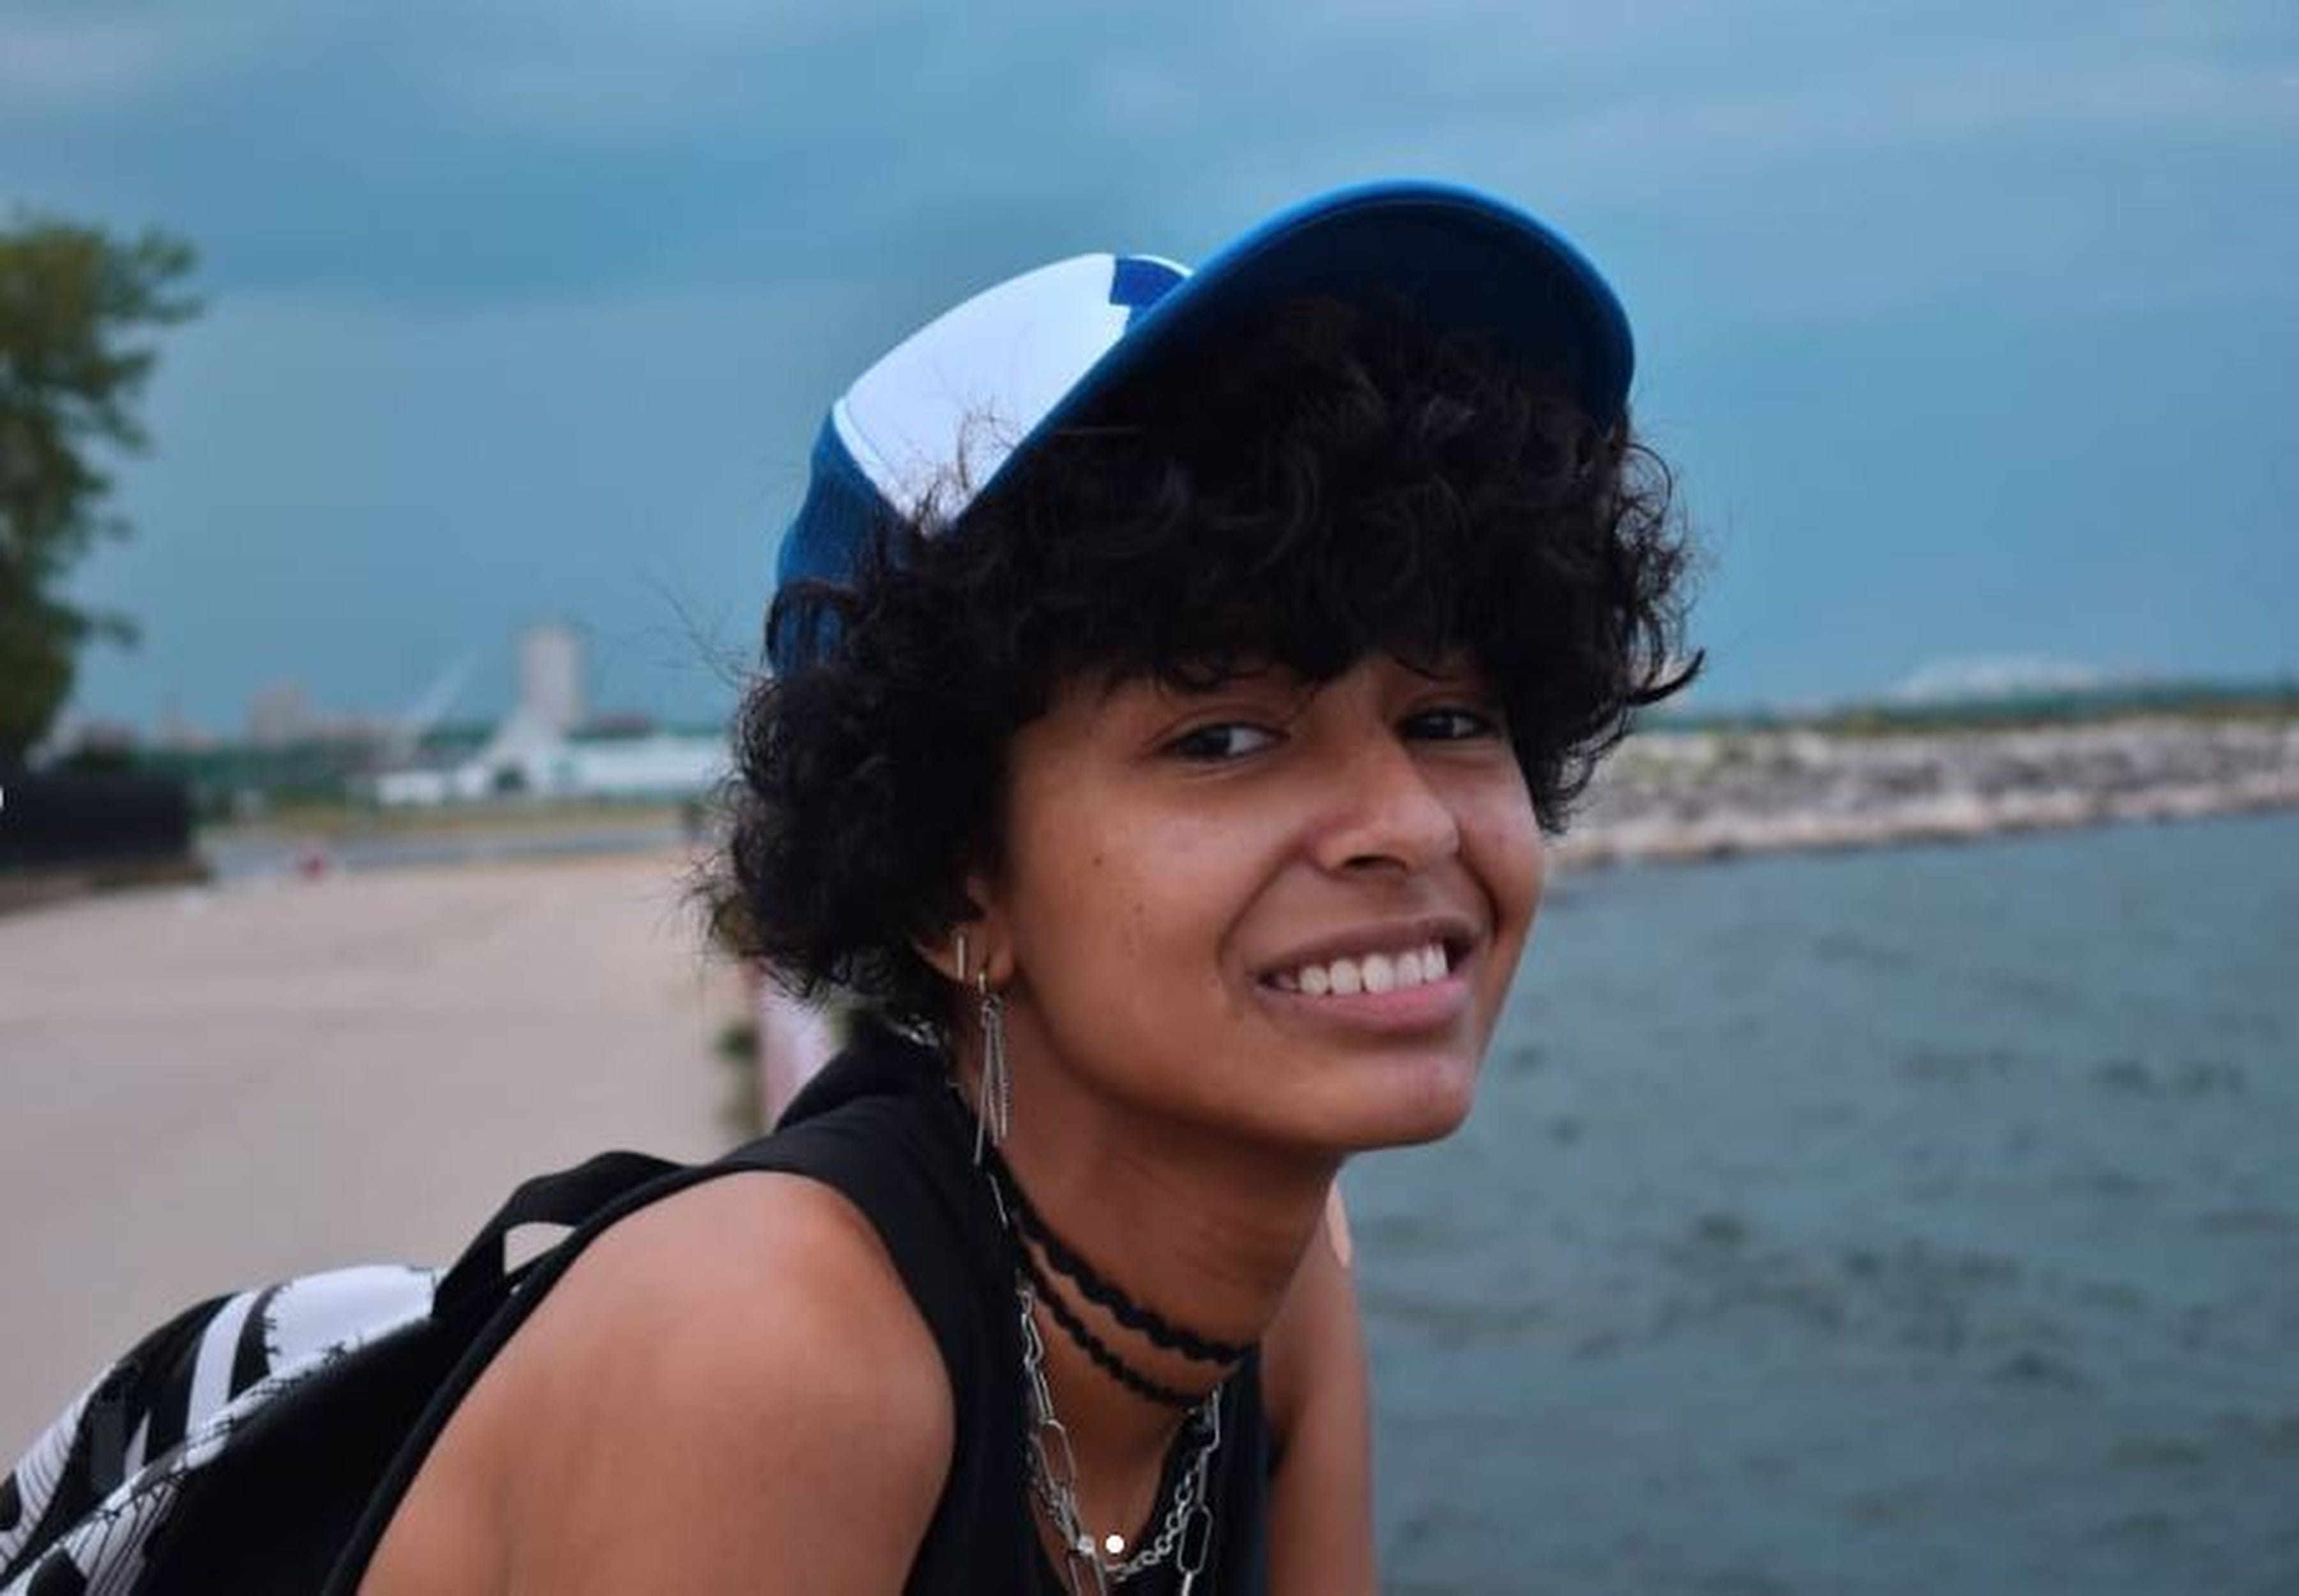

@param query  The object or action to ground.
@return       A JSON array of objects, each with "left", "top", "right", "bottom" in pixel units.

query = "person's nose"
[{"left": 1309, "top": 731, "right": 1462, "bottom": 876}]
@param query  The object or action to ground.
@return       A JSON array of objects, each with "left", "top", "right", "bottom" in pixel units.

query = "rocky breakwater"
[{"left": 1559, "top": 716, "right": 2299, "bottom": 866}]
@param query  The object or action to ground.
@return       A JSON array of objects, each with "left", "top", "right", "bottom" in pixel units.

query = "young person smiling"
[{"left": 356, "top": 181, "right": 1696, "bottom": 1594}]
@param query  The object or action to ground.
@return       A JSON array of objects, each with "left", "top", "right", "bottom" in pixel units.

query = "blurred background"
[{"left": 2, "top": 2, "right": 2293, "bottom": 1592}]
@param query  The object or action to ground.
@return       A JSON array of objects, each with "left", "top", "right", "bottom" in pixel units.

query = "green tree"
[{"left": 0, "top": 215, "right": 200, "bottom": 763}]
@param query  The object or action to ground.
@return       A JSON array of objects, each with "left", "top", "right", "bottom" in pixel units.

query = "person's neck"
[{"left": 964, "top": 1043, "right": 1337, "bottom": 1540}]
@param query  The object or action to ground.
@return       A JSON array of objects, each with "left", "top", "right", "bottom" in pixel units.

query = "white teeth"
[{"left": 1277, "top": 940, "right": 1455, "bottom": 998}]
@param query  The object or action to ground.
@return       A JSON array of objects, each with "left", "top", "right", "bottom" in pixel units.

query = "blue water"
[{"left": 1357, "top": 811, "right": 2299, "bottom": 1595}]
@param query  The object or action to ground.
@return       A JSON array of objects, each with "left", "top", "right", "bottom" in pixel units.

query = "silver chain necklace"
[
  {"left": 962, "top": 1077, "right": 1224, "bottom": 1593},
  {"left": 1016, "top": 1278, "right": 1222, "bottom": 1595}
]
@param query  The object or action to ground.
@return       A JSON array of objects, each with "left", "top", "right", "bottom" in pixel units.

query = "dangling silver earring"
[
  {"left": 954, "top": 930, "right": 972, "bottom": 988},
  {"left": 973, "top": 968, "right": 1010, "bottom": 1164}
]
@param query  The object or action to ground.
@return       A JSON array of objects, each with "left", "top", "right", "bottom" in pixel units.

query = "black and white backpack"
[{"left": 0, "top": 1146, "right": 697, "bottom": 1596}]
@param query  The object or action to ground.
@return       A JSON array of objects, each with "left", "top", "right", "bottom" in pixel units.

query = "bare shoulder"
[{"left": 360, "top": 1172, "right": 953, "bottom": 1595}]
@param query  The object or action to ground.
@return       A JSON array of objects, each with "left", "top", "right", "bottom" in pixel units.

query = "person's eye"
[
  {"left": 1403, "top": 705, "right": 1504, "bottom": 742},
  {"left": 1164, "top": 722, "right": 1280, "bottom": 763}
]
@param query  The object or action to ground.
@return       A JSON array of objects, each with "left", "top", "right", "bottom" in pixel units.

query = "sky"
[{"left": 5, "top": 0, "right": 2295, "bottom": 732}]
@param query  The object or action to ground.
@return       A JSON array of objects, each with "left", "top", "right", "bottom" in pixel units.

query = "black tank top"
[{"left": 760, "top": 1026, "right": 1272, "bottom": 1595}]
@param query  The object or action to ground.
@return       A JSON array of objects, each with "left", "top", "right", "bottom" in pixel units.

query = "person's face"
[{"left": 969, "top": 651, "right": 1544, "bottom": 1159}]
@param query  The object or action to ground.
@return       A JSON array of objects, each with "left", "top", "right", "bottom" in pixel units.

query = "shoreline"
[
  {"left": 19, "top": 718, "right": 2293, "bottom": 901},
  {"left": 1554, "top": 715, "right": 2299, "bottom": 869}
]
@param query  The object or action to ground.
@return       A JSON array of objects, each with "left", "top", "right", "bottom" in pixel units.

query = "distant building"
[
  {"left": 367, "top": 619, "right": 727, "bottom": 807},
  {"left": 519, "top": 622, "right": 585, "bottom": 739},
  {"left": 582, "top": 711, "right": 658, "bottom": 739},
  {"left": 370, "top": 727, "right": 726, "bottom": 807},
  {"left": 242, "top": 681, "right": 395, "bottom": 749},
  {"left": 247, "top": 681, "right": 316, "bottom": 746},
  {"left": 153, "top": 702, "right": 215, "bottom": 752},
  {"left": 1891, "top": 655, "right": 2113, "bottom": 704}
]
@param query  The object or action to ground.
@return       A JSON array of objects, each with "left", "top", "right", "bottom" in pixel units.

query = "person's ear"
[
  {"left": 914, "top": 925, "right": 971, "bottom": 985},
  {"left": 914, "top": 901, "right": 1014, "bottom": 991}
]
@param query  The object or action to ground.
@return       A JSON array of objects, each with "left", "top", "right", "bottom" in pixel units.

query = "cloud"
[
  {"left": 1088, "top": 61, "right": 1200, "bottom": 138},
  {"left": 0, "top": 11, "right": 205, "bottom": 103},
  {"left": 415, "top": 0, "right": 873, "bottom": 139},
  {"left": 0, "top": 1, "right": 322, "bottom": 109},
  {"left": 1525, "top": 59, "right": 2299, "bottom": 179}
]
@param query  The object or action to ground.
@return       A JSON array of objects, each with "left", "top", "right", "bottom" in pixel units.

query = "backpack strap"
[
  {"left": 433, "top": 1149, "right": 679, "bottom": 1319},
  {"left": 320, "top": 1146, "right": 727, "bottom": 1594},
  {"left": 328, "top": 1041, "right": 998, "bottom": 1593}
]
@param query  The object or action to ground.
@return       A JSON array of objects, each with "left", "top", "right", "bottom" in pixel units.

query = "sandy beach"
[{"left": 0, "top": 849, "right": 740, "bottom": 1452}]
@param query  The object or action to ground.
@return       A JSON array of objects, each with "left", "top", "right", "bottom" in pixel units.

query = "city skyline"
[{"left": 72, "top": 618, "right": 678, "bottom": 752}]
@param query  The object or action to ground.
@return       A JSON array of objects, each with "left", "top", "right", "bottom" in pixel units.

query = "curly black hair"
[{"left": 715, "top": 294, "right": 1699, "bottom": 1027}]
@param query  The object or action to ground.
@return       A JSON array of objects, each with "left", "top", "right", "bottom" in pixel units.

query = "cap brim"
[{"left": 993, "top": 179, "right": 1633, "bottom": 499}]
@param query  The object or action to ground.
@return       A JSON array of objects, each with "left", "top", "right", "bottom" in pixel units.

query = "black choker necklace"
[
  {"left": 985, "top": 1153, "right": 1253, "bottom": 1369},
  {"left": 1015, "top": 1243, "right": 1203, "bottom": 1410}
]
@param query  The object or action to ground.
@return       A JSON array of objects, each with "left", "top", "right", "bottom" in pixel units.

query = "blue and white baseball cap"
[{"left": 772, "top": 179, "right": 1632, "bottom": 670}]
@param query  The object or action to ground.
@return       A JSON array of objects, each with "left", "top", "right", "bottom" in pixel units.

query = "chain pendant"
[{"left": 1006, "top": 1206, "right": 1222, "bottom": 1593}]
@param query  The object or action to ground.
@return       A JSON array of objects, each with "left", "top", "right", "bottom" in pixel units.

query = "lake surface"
[{"left": 1356, "top": 810, "right": 2299, "bottom": 1595}]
